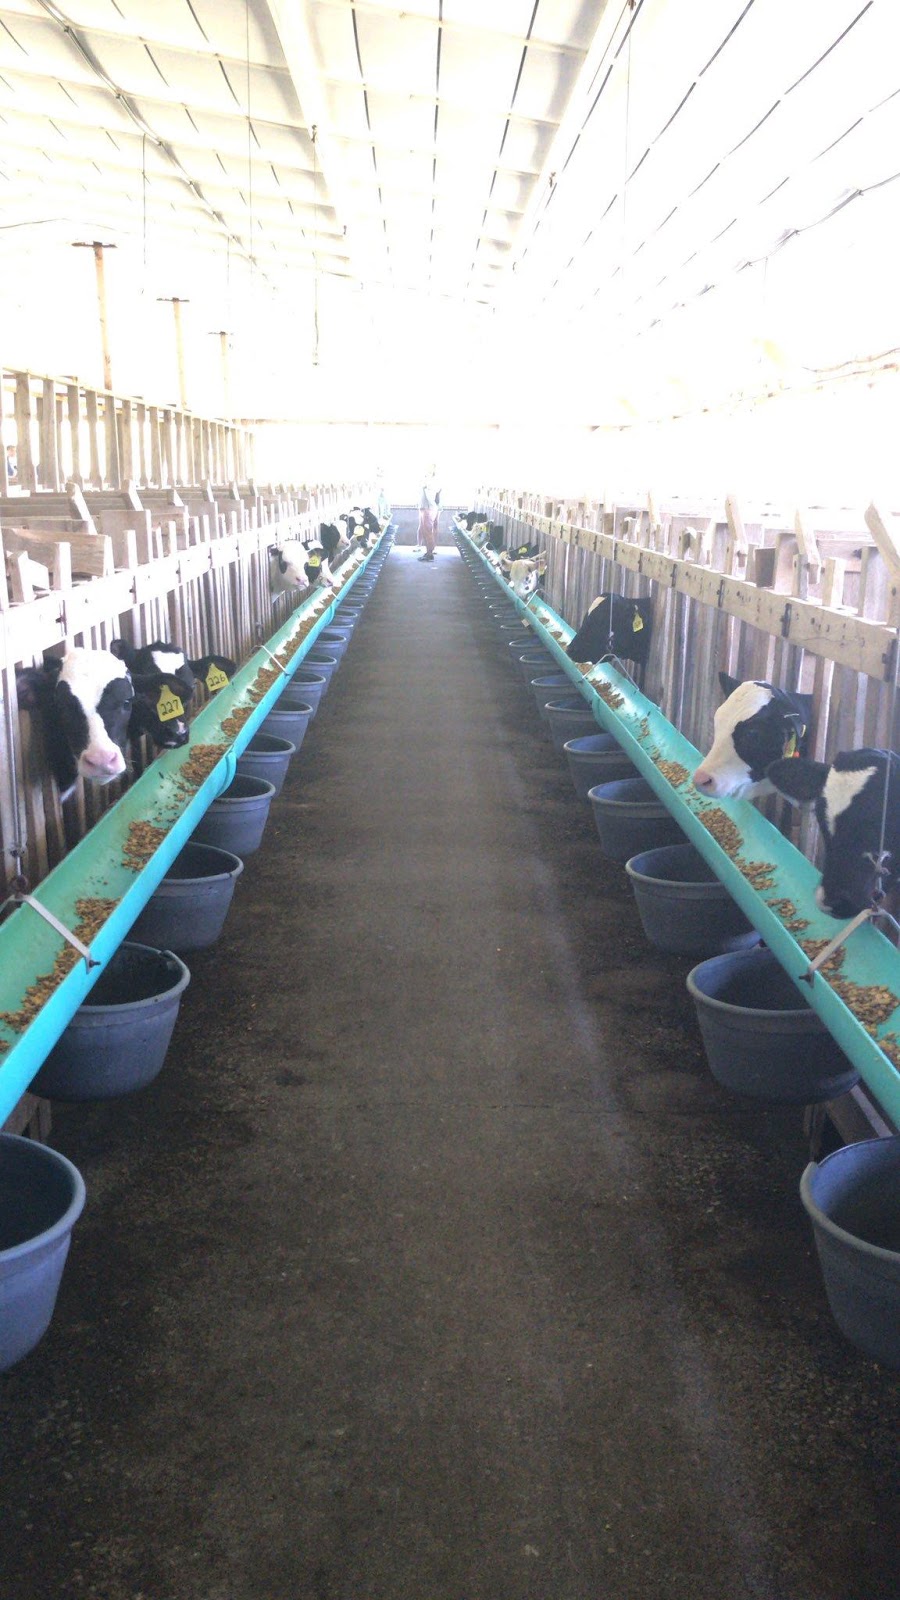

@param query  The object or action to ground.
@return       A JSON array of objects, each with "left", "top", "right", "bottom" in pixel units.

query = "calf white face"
[
  {"left": 693, "top": 678, "right": 807, "bottom": 800},
  {"left": 509, "top": 559, "right": 538, "bottom": 598},
  {"left": 58, "top": 649, "right": 131, "bottom": 783},
  {"left": 694, "top": 682, "right": 775, "bottom": 798}
]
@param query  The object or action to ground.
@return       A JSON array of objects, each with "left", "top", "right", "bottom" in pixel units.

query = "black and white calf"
[
  {"left": 319, "top": 522, "right": 344, "bottom": 562},
  {"left": 302, "top": 544, "right": 335, "bottom": 591},
  {"left": 766, "top": 748, "right": 900, "bottom": 920},
  {"left": 17, "top": 649, "right": 132, "bottom": 797},
  {"left": 692, "top": 674, "right": 813, "bottom": 800},
  {"left": 507, "top": 555, "right": 546, "bottom": 599},
  {"left": 269, "top": 541, "right": 312, "bottom": 596},
  {"left": 109, "top": 639, "right": 236, "bottom": 749},
  {"left": 566, "top": 594, "right": 654, "bottom": 671}
]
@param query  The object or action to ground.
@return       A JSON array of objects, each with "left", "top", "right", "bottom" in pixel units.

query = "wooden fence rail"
[{"left": 0, "top": 366, "right": 254, "bottom": 493}]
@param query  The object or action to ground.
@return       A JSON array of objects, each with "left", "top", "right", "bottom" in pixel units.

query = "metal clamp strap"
[{"left": 0, "top": 893, "right": 99, "bottom": 969}]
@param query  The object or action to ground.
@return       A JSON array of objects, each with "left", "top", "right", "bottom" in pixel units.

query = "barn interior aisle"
[{"left": 1, "top": 546, "right": 896, "bottom": 1600}]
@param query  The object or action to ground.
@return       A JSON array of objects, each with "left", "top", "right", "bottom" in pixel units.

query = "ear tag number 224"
[{"left": 156, "top": 688, "right": 184, "bottom": 723}]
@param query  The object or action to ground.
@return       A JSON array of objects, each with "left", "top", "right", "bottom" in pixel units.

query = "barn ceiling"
[
  {"left": 0, "top": 0, "right": 896, "bottom": 423},
  {"left": 0, "top": 0, "right": 603, "bottom": 302}
]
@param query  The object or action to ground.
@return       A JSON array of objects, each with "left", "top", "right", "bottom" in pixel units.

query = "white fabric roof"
[{"left": 0, "top": 0, "right": 896, "bottom": 425}]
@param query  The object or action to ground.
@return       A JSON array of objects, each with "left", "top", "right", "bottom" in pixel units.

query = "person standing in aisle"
[{"left": 418, "top": 468, "right": 441, "bottom": 562}]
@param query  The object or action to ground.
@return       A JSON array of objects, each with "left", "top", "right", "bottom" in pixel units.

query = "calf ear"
[
  {"left": 186, "top": 653, "right": 237, "bottom": 684},
  {"left": 109, "top": 638, "right": 136, "bottom": 668},
  {"left": 15, "top": 667, "right": 51, "bottom": 710},
  {"left": 765, "top": 757, "right": 829, "bottom": 804},
  {"left": 718, "top": 671, "right": 742, "bottom": 700},
  {"left": 131, "top": 670, "right": 194, "bottom": 705}
]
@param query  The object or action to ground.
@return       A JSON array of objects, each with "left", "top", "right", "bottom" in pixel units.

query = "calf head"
[
  {"left": 127, "top": 673, "right": 193, "bottom": 750},
  {"left": 767, "top": 748, "right": 900, "bottom": 919},
  {"left": 692, "top": 673, "right": 812, "bottom": 800},
  {"left": 269, "top": 543, "right": 310, "bottom": 592},
  {"left": 17, "top": 648, "right": 133, "bottom": 799},
  {"left": 508, "top": 557, "right": 545, "bottom": 599},
  {"left": 110, "top": 639, "right": 236, "bottom": 701}
]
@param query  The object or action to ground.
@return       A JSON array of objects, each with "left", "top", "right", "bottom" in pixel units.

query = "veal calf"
[
  {"left": 17, "top": 648, "right": 190, "bottom": 799},
  {"left": 566, "top": 594, "right": 654, "bottom": 671},
  {"left": 767, "top": 748, "right": 900, "bottom": 920},
  {"left": 508, "top": 556, "right": 546, "bottom": 599},
  {"left": 692, "top": 673, "right": 813, "bottom": 800},
  {"left": 270, "top": 540, "right": 314, "bottom": 596},
  {"left": 110, "top": 639, "right": 236, "bottom": 748}
]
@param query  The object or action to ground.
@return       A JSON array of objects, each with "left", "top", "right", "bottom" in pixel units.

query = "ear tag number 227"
[{"left": 156, "top": 688, "right": 184, "bottom": 723}]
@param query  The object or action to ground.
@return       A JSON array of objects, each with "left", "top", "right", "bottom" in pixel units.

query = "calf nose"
[
  {"left": 693, "top": 766, "right": 716, "bottom": 792},
  {"left": 81, "top": 746, "right": 125, "bottom": 779}
]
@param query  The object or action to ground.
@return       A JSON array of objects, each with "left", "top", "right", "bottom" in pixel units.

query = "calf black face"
[
  {"left": 127, "top": 673, "right": 193, "bottom": 749},
  {"left": 767, "top": 748, "right": 900, "bottom": 919},
  {"left": 319, "top": 523, "right": 341, "bottom": 558},
  {"left": 566, "top": 594, "right": 654, "bottom": 669}
]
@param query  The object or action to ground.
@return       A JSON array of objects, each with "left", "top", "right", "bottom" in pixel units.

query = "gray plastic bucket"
[
  {"left": 529, "top": 673, "right": 572, "bottom": 716},
  {"left": 563, "top": 733, "right": 635, "bottom": 799},
  {"left": 545, "top": 697, "right": 597, "bottom": 752},
  {"left": 515, "top": 649, "right": 553, "bottom": 679},
  {"left": 280, "top": 670, "right": 326, "bottom": 716},
  {"left": 259, "top": 703, "right": 312, "bottom": 748},
  {"left": 236, "top": 731, "right": 296, "bottom": 796},
  {"left": 587, "top": 776, "right": 684, "bottom": 861},
  {"left": 304, "top": 651, "right": 339, "bottom": 687},
  {"left": 0, "top": 1134, "right": 87, "bottom": 1371},
  {"left": 193, "top": 773, "right": 276, "bottom": 856},
  {"left": 801, "top": 1136, "right": 900, "bottom": 1367},
  {"left": 686, "top": 946, "right": 860, "bottom": 1104},
  {"left": 625, "top": 843, "right": 759, "bottom": 955},
  {"left": 129, "top": 842, "right": 244, "bottom": 953},
  {"left": 509, "top": 637, "right": 545, "bottom": 661},
  {"left": 317, "top": 628, "right": 350, "bottom": 660},
  {"left": 334, "top": 608, "right": 360, "bottom": 628},
  {"left": 34, "top": 943, "right": 191, "bottom": 1102}
]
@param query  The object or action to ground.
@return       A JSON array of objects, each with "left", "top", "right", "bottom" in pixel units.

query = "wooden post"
[
  {"left": 66, "top": 382, "right": 82, "bottom": 485},
  {"left": 136, "top": 402, "right": 148, "bottom": 485},
  {"left": 214, "top": 330, "right": 232, "bottom": 418},
  {"left": 864, "top": 503, "right": 900, "bottom": 629},
  {"left": 72, "top": 242, "right": 116, "bottom": 393},
  {"left": 13, "top": 373, "right": 36, "bottom": 491},
  {"left": 159, "top": 298, "right": 190, "bottom": 412},
  {"left": 104, "top": 395, "right": 120, "bottom": 489},
  {"left": 85, "top": 388, "right": 102, "bottom": 488}
]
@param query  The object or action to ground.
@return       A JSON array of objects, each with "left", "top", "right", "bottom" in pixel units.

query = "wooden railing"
[
  {"left": 0, "top": 366, "right": 257, "bottom": 494},
  {"left": 1, "top": 460, "right": 370, "bottom": 893},
  {"left": 481, "top": 489, "right": 900, "bottom": 848}
]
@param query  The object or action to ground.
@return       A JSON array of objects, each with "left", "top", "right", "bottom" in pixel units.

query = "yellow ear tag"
[
  {"left": 205, "top": 664, "right": 229, "bottom": 693},
  {"left": 157, "top": 687, "right": 184, "bottom": 722},
  {"left": 632, "top": 612, "right": 644, "bottom": 632},
  {"left": 784, "top": 731, "right": 798, "bottom": 758},
  {"left": 308, "top": 554, "right": 321, "bottom": 568}
]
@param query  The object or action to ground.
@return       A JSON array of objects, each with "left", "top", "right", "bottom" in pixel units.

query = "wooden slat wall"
[
  {"left": 482, "top": 488, "right": 900, "bottom": 793},
  {"left": 0, "top": 464, "right": 365, "bottom": 896}
]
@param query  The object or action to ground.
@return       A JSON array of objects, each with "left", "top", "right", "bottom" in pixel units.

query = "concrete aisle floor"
[{"left": 1, "top": 544, "right": 898, "bottom": 1600}]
